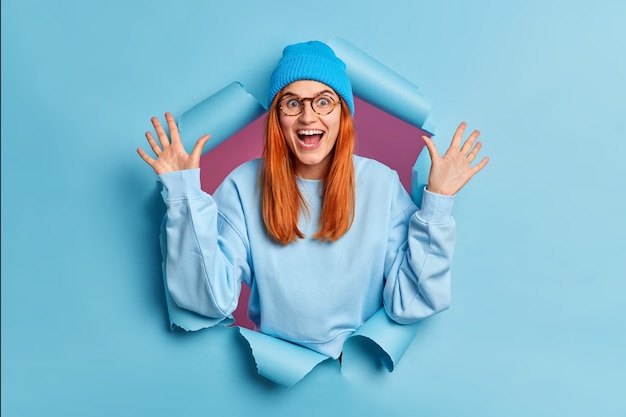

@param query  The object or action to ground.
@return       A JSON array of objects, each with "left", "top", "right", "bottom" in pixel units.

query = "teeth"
[{"left": 297, "top": 130, "right": 324, "bottom": 135}]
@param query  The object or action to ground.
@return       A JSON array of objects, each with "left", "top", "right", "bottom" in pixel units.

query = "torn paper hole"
[{"left": 163, "top": 38, "right": 437, "bottom": 387}]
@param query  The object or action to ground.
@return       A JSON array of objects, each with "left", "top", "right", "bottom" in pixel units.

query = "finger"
[
  {"left": 466, "top": 141, "right": 483, "bottom": 162},
  {"left": 189, "top": 134, "right": 210, "bottom": 160},
  {"left": 165, "top": 112, "right": 181, "bottom": 144},
  {"left": 450, "top": 121, "right": 467, "bottom": 149},
  {"left": 151, "top": 116, "right": 171, "bottom": 149},
  {"left": 460, "top": 130, "right": 480, "bottom": 156},
  {"left": 471, "top": 156, "right": 490, "bottom": 174},
  {"left": 422, "top": 136, "right": 441, "bottom": 161},
  {"left": 145, "top": 131, "right": 162, "bottom": 156},
  {"left": 137, "top": 147, "right": 156, "bottom": 166},
  {"left": 138, "top": 148, "right": 167, "bottom": 175}
]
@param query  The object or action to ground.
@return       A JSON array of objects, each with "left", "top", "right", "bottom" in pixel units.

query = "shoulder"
[
  {"left": 353, "top": 155, "right": 399, "bottom": 181},
  {"left": 217, "top": 159, "right": 261, "bottom": 189},
  {"left": 353, "top": 155, "right": 415, "bottom": 212},
  {"left": 225, "top": 159, "right": 261, "bottom": 182},
  {"left": 214, "top": 159, "right": 261, "bottom": 202}
]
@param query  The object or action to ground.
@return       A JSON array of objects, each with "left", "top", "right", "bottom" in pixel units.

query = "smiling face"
[{"left": 278, "top": 80, "right": 342, "bottom": 179}]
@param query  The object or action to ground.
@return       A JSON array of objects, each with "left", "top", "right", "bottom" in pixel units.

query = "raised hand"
[
  {"left": 423, "top": 122, "right": 489, "bottom": 196},
  {"left": 137, "top": 112, "right": 210, "bottom": 175}
]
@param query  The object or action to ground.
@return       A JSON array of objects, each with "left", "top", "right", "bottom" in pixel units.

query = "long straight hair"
[{"left": 261, "top": 97, "right": 356, "bottom": 244}]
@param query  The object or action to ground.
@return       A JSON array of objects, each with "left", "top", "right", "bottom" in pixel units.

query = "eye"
[
  {"left": 315, "top": 96, "right": 332, "bottom": 108},
  {"left": 285, "top": 98, "right": 301, "bottom": 108}
]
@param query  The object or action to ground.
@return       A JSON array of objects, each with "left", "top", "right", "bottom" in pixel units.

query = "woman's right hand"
[{"left": 137, "top": 112, "right": 210, "bottom": 175}]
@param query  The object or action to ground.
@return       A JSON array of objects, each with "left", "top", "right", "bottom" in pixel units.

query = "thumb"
[
  {"left": 190, "top": 134, "right": 210, "bottom": 160},
  {"left": 422, "top": 136, "right": 440, "bottom": 161}
]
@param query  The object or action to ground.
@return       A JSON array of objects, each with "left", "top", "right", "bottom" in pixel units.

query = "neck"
[{"left": 295, "top": 161, "right": 330, "bottom": 180}]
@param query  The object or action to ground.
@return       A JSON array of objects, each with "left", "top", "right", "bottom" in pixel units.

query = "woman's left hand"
[{"left": 422, "top": 122, "right": 489, "bottom": 196}]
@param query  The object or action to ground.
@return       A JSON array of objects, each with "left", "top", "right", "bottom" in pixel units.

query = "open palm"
[
  {"left": 137, "top": 112, "right": 210, "bottom": 175},
  {"left": 423, "top": 122, "right": 489, "bottom": 196}
]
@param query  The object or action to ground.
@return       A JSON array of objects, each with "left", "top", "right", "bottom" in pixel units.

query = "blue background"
[{"left": 2, "top": 1, "right": 625, "bottom": 416}]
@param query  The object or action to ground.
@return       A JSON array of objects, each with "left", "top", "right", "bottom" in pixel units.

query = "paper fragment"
[
  {"left": 238, "top": 328, "right": 330, "bottom": 387},
  {"left": 328, "top": 37, "right": 433, "bottom": 133},
  {"left": 177, "top": 82, "right": 266, "bottom": 154}
]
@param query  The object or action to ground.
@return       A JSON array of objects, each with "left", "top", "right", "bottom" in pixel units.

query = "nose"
[{"left": 298, "top": 100, "right": 318, "bottom": 123}]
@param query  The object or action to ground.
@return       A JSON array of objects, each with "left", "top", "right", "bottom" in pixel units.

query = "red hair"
[{"left": 261, "top": 98, "right": 356, "bottom": 244}]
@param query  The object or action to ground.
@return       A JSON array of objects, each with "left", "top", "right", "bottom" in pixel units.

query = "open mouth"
[{"left": 297, "top": 129, "right": 324, "bottom": 150}]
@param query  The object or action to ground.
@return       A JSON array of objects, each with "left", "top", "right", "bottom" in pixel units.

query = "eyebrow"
[{"left": 281, "top": 89, "right": 337, "bottom": 99}]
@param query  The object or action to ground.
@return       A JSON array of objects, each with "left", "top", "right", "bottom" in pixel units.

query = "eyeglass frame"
[{"left": 278, "top": 93, "right": 342, "bottom": 117}]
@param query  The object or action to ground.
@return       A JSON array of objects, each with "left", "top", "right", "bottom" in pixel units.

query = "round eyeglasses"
[{"left": 279, "top": 94, "right": 341, "bottom": 116}]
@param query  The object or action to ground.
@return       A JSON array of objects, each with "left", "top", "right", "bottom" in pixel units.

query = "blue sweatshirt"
[{"left": 159, "top": 155, "right": 455, "bottom": 359}]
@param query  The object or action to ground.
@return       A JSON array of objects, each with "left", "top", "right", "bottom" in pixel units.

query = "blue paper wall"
[{"left": 2, "top": 1, "right": 625, "bottom": 416}]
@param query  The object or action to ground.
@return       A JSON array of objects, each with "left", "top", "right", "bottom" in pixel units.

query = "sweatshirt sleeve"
[
  {"left": 383, "top": 184, "right": 456, "bottom": 324},
  {"left": 158, "top": 169, "right": 249, "bottom": 319}
]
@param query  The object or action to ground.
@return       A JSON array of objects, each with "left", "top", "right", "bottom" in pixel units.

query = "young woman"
[{"left": 137, "top": 40, "right": 489, "bottom": 359}]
